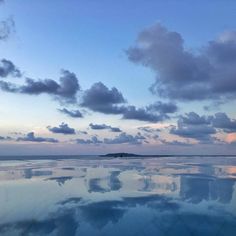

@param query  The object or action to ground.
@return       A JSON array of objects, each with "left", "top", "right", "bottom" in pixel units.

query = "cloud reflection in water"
[{"left": 0, "top": 156, "right": 236, "bottom": 236}]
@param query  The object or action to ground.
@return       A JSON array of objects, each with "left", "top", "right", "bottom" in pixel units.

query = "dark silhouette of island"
[{"left": 100, "top": 153, "right": 143, "bottom": 157}]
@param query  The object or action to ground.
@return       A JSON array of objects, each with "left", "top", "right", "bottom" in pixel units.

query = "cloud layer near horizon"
[{"left": 169, "top": 112, "right": 236, "bottom": 144}]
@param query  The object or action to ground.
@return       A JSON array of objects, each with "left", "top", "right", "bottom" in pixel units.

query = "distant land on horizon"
[
  {"left": 0, "top": 153, "right": 236, "bottom": 161},
  {"left": 100, "top": 153, "right": 143, "bottom": 157}
]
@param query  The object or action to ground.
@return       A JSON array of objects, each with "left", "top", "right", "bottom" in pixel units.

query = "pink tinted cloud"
[{"left": 226, "top": 133, "right": 236, "bottom": 143}]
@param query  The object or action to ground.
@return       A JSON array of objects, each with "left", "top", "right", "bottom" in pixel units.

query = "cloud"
[
  {"left": 160, "top": 139, "right": 192, "bottom": 146},
  {"left": 122, "top": 101, "right": 177, "bottom": 122},
  {"left": 0, "top": 59, "right": 22, "bottom": 78},
  {"left": 45, "top": 176, "right": 73, "bottom": 186},
  {"left": 179, "top": 112, "right": 212, "bottom": 125},
  {"left": 0, "top": 69, "right": 80, "bottom": 102},
  {"left": 127, "top": 23, "right": 236, "bottom": 101},
  {"left": 170, "top": 112, "right": 236, "bottom": 144},
  {"left": 226, "top": 133, "right": 236, "bottom": 143},
  {"left": 81, "top": 83, "right": 177, "bottom": 122},
  {"left": 75, "top": 136, "right": 103, "bottom": 145},
  {"left": 110, "top": 127, "right": 122, "bottom": 132},
  {"left": 104, "top": 132, "right": 145, "bottom": 145},
  {"left": 122, "top": 105, "right": 166, "bottom": 122},
  {"left": 89, "top": 123, "right": 122, "bottom": 132},
  {"left": 0, "top": 68, "right": 176, "bottom": 123},
  {"left": 170, "top": 124, "right": 216, "bottom": 143},
  {"left": 48, "top": 123, "right": 75, "bottom": 135},
  {"left": 75, "top": 132, "right": 145, "bottom": 145},
  {"left": 212, "top": 112, "right": 236, "bottom": 133},
  {"left": 0, "top": 17, "right": 15, "bottom": 41},
  {"left": 58, "top": 108, "right": 83, "bottom": 118},
  {"left": 0, "top": 136, "right": 12, "bottom": 141},
  {"left": 89, "top": 123, "right": 110, "bottom": 130},
  {"left": 121, "top": 102, "right": 177, "bottom": 123},
  {"left": 17, "top": 132, "right": 58, "bottom": 143},
  {"left": 81, "top": 82, "right": 126, "bottom": 114},
  {"left": 170, "top": 112, "right": 216, "bottom": 143},
  {"left": 138, "top": 126, "right": 161, "bottom": 133},
  {"left": 138, "top": 126, "right": 160, "bottom": 140},
  {"left": 146, "top": 101, "right": 178, "bottom": 114},
  {"left": 108, "top": 171, "right": 122, "bottom": 191}
]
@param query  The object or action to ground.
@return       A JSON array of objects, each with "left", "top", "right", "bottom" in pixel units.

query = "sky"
[{"left": 0, "top": 0, "right": 236, "bottom": 155}]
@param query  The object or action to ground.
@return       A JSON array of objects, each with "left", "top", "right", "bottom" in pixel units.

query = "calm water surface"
[{"left": 0, "top": 156, "right": 236, "bottom": 236}]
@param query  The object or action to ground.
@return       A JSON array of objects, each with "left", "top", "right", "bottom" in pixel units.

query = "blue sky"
[{"left": 0, "top": 0, "right": 236, "bottom": 155}]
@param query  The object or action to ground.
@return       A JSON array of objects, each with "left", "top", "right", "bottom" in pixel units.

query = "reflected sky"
[{"left": 0, "top": 156, "right": 236, "bottom": 236}]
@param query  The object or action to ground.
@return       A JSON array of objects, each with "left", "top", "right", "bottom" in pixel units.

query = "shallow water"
[{"left": 0, "top": 156, "right": 236, "bottom": 236}]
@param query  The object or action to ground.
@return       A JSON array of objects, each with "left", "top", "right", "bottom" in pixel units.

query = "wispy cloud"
[
  {"left": 58, "top": 108, "right": 83, "bottom": 118},
  {"left": 0, "top": 17, "right": 15, "bottom": 41},
  {"left": 89, "top": 123, "right": 121, "bottom": 132}
]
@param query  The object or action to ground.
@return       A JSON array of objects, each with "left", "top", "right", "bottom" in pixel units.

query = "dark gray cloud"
[
  {"left": 48, "top": 123, "right": 75, "bottom": 135},
  {"left": 0, "top": 59, "right": 22, "bottom": 78},
  {"left": 58, "top": 108, "right": 83, "bottom": 118},
  {"left": 127, "top": 23, "right": 236, "bottom": 101},
  {"left": 0, "top": 69, "right": 80, "bottom": 102},
  {"left": 76, "top": 136, "right": 103, "bottom": 145},
  {"left": 81, "top": 82, "right": 177, "bottom": 122},
  {"left": 170, "top": 112, "right": 236, "bottom": 144},
  {"left": 212, "top": 112, "right": 236, "bottom": 133},
  {"left": 89, "top": 123, "right": 122, "bottom": 132},
  {"left": 121, "top": 101, "right": 177, "bottom": 123},
  {"left": 81, "top": 82, "right": 126, "bottom": 114},
  {"left": 110, "top": 127, "right": 122, "bottom": 132},
  {"left": 81, "top": 81, "right": 177, "bottom": 123},
  {"left": 0, "top": 17, "right": 14, "bottom": 41},
  {"left": 104, "top": 132, "right": 145, "bottom": 145},
  {"left": 0, "top": 136, "right": 12, "bottom": 141},
  {"left": 179, "top": 112, "right": 212, "bottom": 125},
  {"left": 55, "top": 70, "right": 80, "bottom": 101},
  {"left": 89, "top": 123, "right": 110, "bottom": 130},
  {"left": 170, "top": 113, "right": 217, "bottom": 143},
  {"left": 0, "top": 80, "right": 17, "bottom": 92},
  {"left": 17, "top": 132, "right": 58, "bottom": 143},
  {"left": 170, "top": 125, "right": 216, "bottom": 143},
  {"left": 122, "top": 105, "right": 167, "bottom": 122},
  {"left": 147, "top": 101, "right": 178, "bottom": 114}
]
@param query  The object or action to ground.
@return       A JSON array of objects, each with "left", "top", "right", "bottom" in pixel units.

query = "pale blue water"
[{"left": 0, "top": 156, "right": 236, "bottom": 236}]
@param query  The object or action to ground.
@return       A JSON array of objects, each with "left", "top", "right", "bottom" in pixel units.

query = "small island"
[{"left": 100, "top": 153, "right": 143, "bottom": 158}]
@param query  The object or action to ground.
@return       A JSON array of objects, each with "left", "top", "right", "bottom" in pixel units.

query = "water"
[{"left": 0, "top": 156, "right": 236, "bottom": 236}]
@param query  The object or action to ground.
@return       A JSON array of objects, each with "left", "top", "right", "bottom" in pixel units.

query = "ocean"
[{"left": 0, "top": 155, "right": 236, "bottom": 236}]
